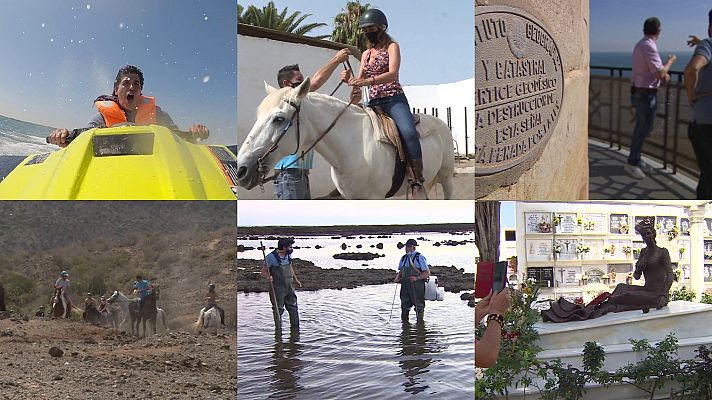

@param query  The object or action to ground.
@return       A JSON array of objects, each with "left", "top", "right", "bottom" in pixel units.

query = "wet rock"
[
  {"left": 331, "top": 236, "right": 340, "bottom": 239},
  {"left": 49, "top": 347, "right": 64, "bottom": 357},
  {"left": 356, "top": 244, "right": 362, "bottom": 249},
  {"left": 341, "top": 243, "right": 347, "bottom": 250},
  {"left": 433, "top": 242, "right": 441, "bottom": 247},
  {"left": 468, "top": 299, "right": 475, "bottom": 307},
  {"left": 460, "top": 292, "right": 474, "bottom": 301},
  {"left": 397, "top": 242, "right": 405, "bottom": 249},
  {"left": 315, "top": 245, "right": 322, "bottom": 249},
  {"left": 376, "top": 243, "right": 383, "bottom": 249},
  {"left": 332, "top": 252, "right": 384, "bottom": 261}
]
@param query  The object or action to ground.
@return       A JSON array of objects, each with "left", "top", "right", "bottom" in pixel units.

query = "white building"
[
  {"left": 237, "top": 25, "right": 472, "bottom": 199},
  {"left": 513, "top": 201, "right": 712, "bottom": 303}
]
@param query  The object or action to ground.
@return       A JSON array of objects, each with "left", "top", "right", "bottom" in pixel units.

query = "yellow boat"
[{"left": 0, "top": 125, "right": 237, "bottom": 200}]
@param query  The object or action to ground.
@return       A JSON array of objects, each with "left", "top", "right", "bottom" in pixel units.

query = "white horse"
[
  {"left": 107, "top": 290, "right": 169, "bottom": 332},
  {"left": 236, "top": 78, "right": 455, "bottom": 199},
  {"left": 194, "top": 307, "right": 221, "bottom": 335}
]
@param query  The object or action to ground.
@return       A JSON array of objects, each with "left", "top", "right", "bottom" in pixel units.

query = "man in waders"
[
  {"left": 261, "top": 237, "right": 302, "bottom": 331},
  {"left": 395, "top": 238, "right": 431, "bottom": 323}
]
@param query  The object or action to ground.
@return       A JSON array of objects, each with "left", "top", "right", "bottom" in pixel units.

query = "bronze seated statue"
[{"left": 542, "top": 220, "right": 675, "bottom": 323}]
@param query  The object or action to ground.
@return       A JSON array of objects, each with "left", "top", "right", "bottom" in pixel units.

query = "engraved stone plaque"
[{"left": 475, "top": 6, "right": 564, "bottom": 197}]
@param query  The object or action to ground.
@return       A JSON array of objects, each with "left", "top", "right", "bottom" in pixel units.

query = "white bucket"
[
  {"left": 425, "top": 275, "right": 439, "bottom": 301},
  {"left": 436, "top": 287, "right": 445, "bottom": 301}
]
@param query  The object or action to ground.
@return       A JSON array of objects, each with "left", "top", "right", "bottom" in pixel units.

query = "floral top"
[{"left": 363, "top": 47, "right": 404, "bottom": 100}]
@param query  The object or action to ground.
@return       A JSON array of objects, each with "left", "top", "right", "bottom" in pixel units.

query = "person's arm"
[
  {"left": 394, "top": 270, "right": 402, "bottom": 283},
  {"left": 347, "top": 50, "right": 371, "bottom": 87},
  {"left": 311, "top": 48, "right": 351, "bottom": 92},
  {"left": 475, "top": 288, "right": 511, "bottom": 368},
  {"left": 685, "top": 54, "right": 710, "bottom": 103},
  {"left": 655, "top": 54, "right": 677, "bottom": 80},
  {"left": 689, "top": 35, "right": 702, "bottom": 48},
  {"left": 292, "top": 268, "right": 302, "bottom": 288}
]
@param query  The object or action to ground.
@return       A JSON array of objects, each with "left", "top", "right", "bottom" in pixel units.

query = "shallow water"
[
  {"left": 239, "top": 231, "right": 475, "bottom": 273},
  {"left": 237, "top": 284, "right": 474, "bottom": 399}
]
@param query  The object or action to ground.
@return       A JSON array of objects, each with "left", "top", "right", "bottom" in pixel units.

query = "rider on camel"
[
  {"left": 132, "top": 275, "right": 153, "bottom": 308},
  {"left": 204, "top": 283, "right": 226, "bottom": 326},
  {"left": 85, "top": 293, "right": 98, "bottom": 310},
  {"left": 97, "top": 296, "right": 111, "bottom": 318},
  {"left": 54, "top": 271, "right": 73, "bottom": 315}
]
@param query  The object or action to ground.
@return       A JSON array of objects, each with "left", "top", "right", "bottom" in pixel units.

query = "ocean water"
[
  {"left": 237, "top": 284, "right": 474, "bottom": 399},
  {"left": 590, "top": 51, "right": 693, "bottom": 75},
  {"left": 239, "top": 231, "right": 476, "bottom": 273},
  {"left": 0, "top": 114, "right": 55, "bottom": 156}
]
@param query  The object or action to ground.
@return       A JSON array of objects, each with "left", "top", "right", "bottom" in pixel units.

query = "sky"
[
  {"left": 590, "top": 0, "right": 711, "bottom": 53},
  {"left": 239, "top": 0, "right": 474, "bottom": 85},
  {"left": 0, "top": 0, "right": 237, "bottom": 144},
  {"left": 237, "top": 200, "right": 475, "bottom": 226}
]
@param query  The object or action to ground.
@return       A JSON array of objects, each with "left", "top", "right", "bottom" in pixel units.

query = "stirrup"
[{"left": 407, "top": 181, "right": 427, "bottom": 200}]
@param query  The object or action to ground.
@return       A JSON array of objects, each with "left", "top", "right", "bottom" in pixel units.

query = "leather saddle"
[{"left": 362, "top": 105, "right": 424, "bottom": 197}]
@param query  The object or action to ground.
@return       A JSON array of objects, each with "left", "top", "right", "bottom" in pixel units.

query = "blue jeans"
[
  {"left": 368, "top": 93, "right": 422, "bottom": 159},
  {"left": 628, "top": 90, "right": 658, "bottom": 166},
  {"left": 273, "top": 169, "right": 311, "bottom": 200}
]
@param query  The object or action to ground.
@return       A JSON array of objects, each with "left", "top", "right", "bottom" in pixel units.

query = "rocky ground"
[
  {"left": 0, "top": 314, "right": 236, "bottom": 400},
  {"left": 236, "top": 258, "right": 474, "bottom": 293}
]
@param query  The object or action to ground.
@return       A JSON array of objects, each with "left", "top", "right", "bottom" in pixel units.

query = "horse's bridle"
[{"left": 256, "top": 96, "right": 354, "bottom": 191}]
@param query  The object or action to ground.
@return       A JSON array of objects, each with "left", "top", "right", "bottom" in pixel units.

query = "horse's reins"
[{"left": 257, "top": 59, "right": 356, "bottom": 191}]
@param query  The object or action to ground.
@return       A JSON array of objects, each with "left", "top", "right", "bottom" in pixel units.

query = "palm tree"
[
  {"left": 238, "top": 1, "right": 329, "bottom": 39},
  {"left": 475, "top": 201, "right": 500, "bottom": 263},
  {"left": 331, "top": 1, "right": 371, "bottom": 51}
]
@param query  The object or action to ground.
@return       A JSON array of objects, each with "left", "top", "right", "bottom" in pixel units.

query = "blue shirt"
[
  {"left": 692, "top": 38, "right": 712, "bottom": 124},
  {"left": 55, "top": 278, "right": 70, "bottom": 294},
  {"left": 398, "top": 252, "right": 429, "bottom": 272},
  {"left": 133, "top": 279, "right": 151, "bottom": 300},
  {"left": 274, "top": 151, "right": 314, "bottom": 170}
]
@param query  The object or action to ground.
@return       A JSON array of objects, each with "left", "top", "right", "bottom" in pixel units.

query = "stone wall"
[{"left": 476, "top": 0, "right": 590, "bottom": 199}]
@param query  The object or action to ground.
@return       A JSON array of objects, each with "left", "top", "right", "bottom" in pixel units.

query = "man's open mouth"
[{"left": 127, "top": 94, "right": 135, "bottom": 102}]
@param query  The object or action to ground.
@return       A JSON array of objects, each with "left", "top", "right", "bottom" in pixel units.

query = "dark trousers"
[
  {"left": 369, "top": 93, "right": 422, "bottom": 159},
  {"left": 688, "top": 122, "right": 712, "bottom": 199},
  {"left": 628, "top": 90, "right": 658, "bottom": 166},
  {"left": 272, "top": 286, "right": 299, "bottom": 329}
]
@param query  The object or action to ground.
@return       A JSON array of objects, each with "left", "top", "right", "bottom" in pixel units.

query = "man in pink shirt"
[{"left": 627, "top": 17, "right": 677, "bottom": 179}]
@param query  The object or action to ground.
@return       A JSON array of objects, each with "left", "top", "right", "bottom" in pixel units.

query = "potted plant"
[
  {"left": 576, "top": 215, "right": 583, "bottom": 226},
  {"left": 583, "top": 220, "right": 596, "bottom": 231},
  {"left": 577, "top": 244, "right": 590, "bottom": 259},
  {"left": 619, "top": 221, "right": 630, "bottom": 234},
  {"left": 552, "top": 214, "right": 561, "bottom": 226},
  {"left": 603, "top": 247, "right": 611, "bottom": 258},
  {"left": 679, "top": 247, "right": 686, "bottom": 260},
  {"left": 626, "top": 272, "right": 634, "bottom": 284}
]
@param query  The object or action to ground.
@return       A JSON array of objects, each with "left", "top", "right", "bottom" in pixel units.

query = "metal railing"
[
  {"left": 589, "top": 66, "right": 699, "bottom": 178},
  {"left": 412, "top": 106, "right": 472, "bottom": 158}
]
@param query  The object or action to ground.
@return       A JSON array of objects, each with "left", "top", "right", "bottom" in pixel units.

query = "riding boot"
[{"left": 407, "top": 158, "right": 427, "bottom": 200}]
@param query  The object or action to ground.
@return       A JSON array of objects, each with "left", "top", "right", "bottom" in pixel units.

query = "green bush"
[{"left": 671, "top": 286, "right": 696, "bottom": 302}]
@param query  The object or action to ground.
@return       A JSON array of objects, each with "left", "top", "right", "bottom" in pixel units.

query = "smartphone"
[{"left": 492, "top": 261, "right": 507, "bottom": 293}]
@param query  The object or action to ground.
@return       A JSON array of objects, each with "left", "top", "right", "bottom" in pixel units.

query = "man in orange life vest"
[{"left": 47, "top": 65, "right": 209, "bottom": 147}]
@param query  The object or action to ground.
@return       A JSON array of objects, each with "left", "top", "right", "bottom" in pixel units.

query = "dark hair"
[
  {"left": 643, "top": 17, "right": 661, "bottom": 36},
  {"left": 277, "top": 65, "right": 300, "bottom": 88},
  {"left": 709, "top": 9, "right": 712, "bottom": 25},
  {"left": 136, "top": 275, "right": 143, "bottom": 280},
  {"left": 114, "top": 65, "right": 144, "bottom": 92},
  {"left": 277, "top": 237, "right": 295, "bottom": 250}
]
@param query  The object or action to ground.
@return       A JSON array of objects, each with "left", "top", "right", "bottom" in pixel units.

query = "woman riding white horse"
[
  {"left": 108, "top": 290, "right": 167, "bottom": 332},
  {"left": 236, "top": 78, "right": 455, "bottom": 199}
]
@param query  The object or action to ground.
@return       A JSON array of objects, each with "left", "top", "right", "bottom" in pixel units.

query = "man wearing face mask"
[
  {"left": 272, "top": 49, "right": 355, "bottom": 200},
  {"left": 261, "top": 237, "right": 303, "bottom": 331},
  {"left": 48, "top": 64, "right": 209, "bottom": 147},
  {"left": 395, "top": 238, "right": 430, "bottom": 323}
]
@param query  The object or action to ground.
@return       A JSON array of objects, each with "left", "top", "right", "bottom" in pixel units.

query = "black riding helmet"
[{"left": 359, "top": 9, "right": 388, "bottom": 29}]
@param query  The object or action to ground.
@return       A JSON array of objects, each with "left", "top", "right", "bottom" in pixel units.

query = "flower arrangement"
[
  {"left": 603, "top": 247, "right": 611, "bottom": 254},
  {"left": 576, "top": 215, "right": 583, "bottom": 225},
  {"left": 623, "top": 246, "right": 633, "bottom": 255},
  {"left": 553, "top": 244, "right": 562, "bottom": 254},
  {"left": 705, "top": 250, "right": 712, "bottom": 260},
  {"left": 619, "top": 221, "right": 630, "bottom": 234},
  {"left": 574, "top": 297, "right": 584, "bottom": 305},
  {"left": 537, "top": 220, "right": 552, "bottom": 233},
  {"left": 576, "top": 244, "right": 591, "bottom": 254},
  {"left": 552, "top": 214, "right": 561, "bottom": 226},
  {"left": 583, "top": 220, "right": 596, "bottom": 231},
  {"left": 668, "top": 225, "right": 680, "bottom": 241},
  {"left": 679, "top": 247, "right": 686, "bottom": 258}
]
